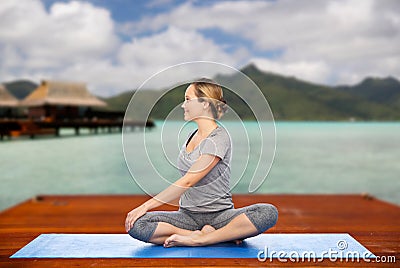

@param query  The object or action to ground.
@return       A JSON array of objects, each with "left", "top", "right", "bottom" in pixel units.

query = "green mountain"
[
  {"left": 98, "top": 91, "right": 134, "bottom": 111},
  {"left": 336, "top": 77, "right": 400, "bottom": 109},
  {"left": 237, "top": 64, "right": 400, "bottom": 120},
  {"left": 115, "top": 64, "right": 400, "bottom": 121},
  {"left": 3, "top": 65, "right": 400, "bottom": 121}
]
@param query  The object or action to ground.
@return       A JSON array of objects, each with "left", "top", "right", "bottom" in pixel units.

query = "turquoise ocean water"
[{"left": 0, "top": 121, "right": 399, "bottom": 211}]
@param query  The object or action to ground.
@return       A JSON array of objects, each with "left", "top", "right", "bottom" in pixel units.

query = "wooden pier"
[
  {"left": 0, "top": 119, "right": 154, "bottom": 139},
  {"left": 0, "top": 194, "right": 398, "bottom": 267}
]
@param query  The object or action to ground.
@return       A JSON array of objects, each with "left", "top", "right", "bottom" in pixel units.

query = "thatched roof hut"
[
  {"left": 0, "top": 84, "right": 19, "bottom": 107},
  {"left": 19, "top": 80, "right": 106, "bottom": 120},
  {"left": 20, "top": 80, "right": 106, "bottom": 107}
]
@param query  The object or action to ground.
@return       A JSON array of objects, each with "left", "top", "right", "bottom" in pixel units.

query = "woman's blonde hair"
[{"left": 191, "top": 78, "right": 227, "bottom": 119}]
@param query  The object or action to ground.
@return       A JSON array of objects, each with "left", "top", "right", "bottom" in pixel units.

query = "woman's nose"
[{"left": 181, "top": 101, "right": 185, "bottom": 108}]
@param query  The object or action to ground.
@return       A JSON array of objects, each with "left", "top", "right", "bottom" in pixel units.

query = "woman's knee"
[
  {"left": 128, "top": 215, "right": 158, "bottom": 243},
  {"left": 245, "top": 203, "right": 278, "bottom": 233},
  {"left": 263, "top": 203, "right": 278, "bottom": 225}
]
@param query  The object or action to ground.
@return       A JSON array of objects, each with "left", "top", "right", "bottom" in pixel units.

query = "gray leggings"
[{"left": 128, "top": 204, "right": 278, "bottom": 243}]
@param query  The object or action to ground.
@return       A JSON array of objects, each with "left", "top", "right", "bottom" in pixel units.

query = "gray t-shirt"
[{"left": 177, "top": 126, "right": 234, "bottom": 212}]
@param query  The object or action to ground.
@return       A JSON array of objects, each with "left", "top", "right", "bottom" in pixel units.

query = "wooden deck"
[
  {"left": 0, "top": 119, "right": 154, "bottom": 139},
  {"left": 0, "top": 194, "right": 399, "bottom": 267}
]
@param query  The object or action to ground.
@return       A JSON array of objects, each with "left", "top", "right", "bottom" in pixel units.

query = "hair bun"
[
  {"left": 216, "top": 99, "right": 228, "bottom": 118},
  {"left": 192, "top": 78, "right": 226, "bottom": 119}
]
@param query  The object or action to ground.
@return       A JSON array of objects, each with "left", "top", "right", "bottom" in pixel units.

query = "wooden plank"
[
  {"left": 0, "top": 119, "right": 155, "bottom": 140},
  {"left": 0, "top": 194, "right": 399, "bottom": 267}
]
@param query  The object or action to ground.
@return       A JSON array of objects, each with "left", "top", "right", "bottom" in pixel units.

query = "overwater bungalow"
[
  {"left": 19, "top": 80, "right": 106, "bottom": 121},
  {"left": 0, "top": 84, "right": 19, "bottom": 118},
  {"left": 1, "top": 80, "right": 152, "bottom": 139}
]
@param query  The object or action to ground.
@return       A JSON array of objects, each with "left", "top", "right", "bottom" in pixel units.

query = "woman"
[{"left": 125, "top": 78, "right": 278, "bottom": 247}]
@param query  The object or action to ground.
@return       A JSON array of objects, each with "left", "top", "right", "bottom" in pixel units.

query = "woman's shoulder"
[{"left": 209, "top": 126, "right": 230, "bottom": 142}]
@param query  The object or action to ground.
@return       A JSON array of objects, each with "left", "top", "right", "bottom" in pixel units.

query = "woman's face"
[{"left": 181, "top": 84, "right": 206, "bottom": 121}]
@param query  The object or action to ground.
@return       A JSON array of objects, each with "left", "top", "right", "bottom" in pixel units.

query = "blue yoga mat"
[{"left": 11, "top": 233, "right": 375, "bottom": 259}]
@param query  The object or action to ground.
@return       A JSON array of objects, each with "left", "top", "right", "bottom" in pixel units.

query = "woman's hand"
[{"left": 125, "top": 205, "right": 147, "bottom": 232}]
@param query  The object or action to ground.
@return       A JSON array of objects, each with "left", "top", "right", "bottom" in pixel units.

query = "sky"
[{"left": 0, "top": 0, "right": 399, "bottom": 96}]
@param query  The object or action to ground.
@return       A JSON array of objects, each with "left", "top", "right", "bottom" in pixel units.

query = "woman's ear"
[{"left": 202, "top": 101, "right": 210, "bottom": 110}]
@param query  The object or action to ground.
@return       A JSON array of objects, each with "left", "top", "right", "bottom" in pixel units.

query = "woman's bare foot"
[
  {"left": 163, "top": 226, "right": 214, "bottom": 247},
  {"left": 234, "top": 239, "right": 243, "bottom": 245},
  {"left": 163, "top": 233, "right": 204, "bottom": 247},
  {"left": 163, "top": 225, "right": 243, "bottom": 247},
  {"left": 201, "top": 225, "right": 215, "bottom": 234},
  {"left": 200, "top": 224, "right": 242, "bottom": 244}
]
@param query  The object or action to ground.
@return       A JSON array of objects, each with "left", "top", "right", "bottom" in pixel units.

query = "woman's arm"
[{"left": 125, "top": 154, "right": 220, "bottom": 232}]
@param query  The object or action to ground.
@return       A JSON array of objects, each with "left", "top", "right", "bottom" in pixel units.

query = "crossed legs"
[
  {"left": 128, "top": 204, "right": 278, "bottom": 247},
  {"left": 163, "top": 213, "right": 258, "bottom": 247}
]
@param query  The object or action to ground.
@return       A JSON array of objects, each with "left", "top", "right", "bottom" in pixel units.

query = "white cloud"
[
  {"left": 127, "top": 0, "right": 400, "bottom": 85},
  {"left": 49, "top": 26, "right": 247, "bottom": 95},
  {"left": 251, "top": 58, "right": 331, "bottom": 85},
  {"left": 0, "top": 0, "right": 247, "bottom": 95},
  {"left": 118, "top": 26, "right": 240, "bottom": 68},
  {"left": 0, "top": 0, "right": 399, "bottom": 95},
  {"left": 0, "top": 0, "right": 119, "bottom": 87}
]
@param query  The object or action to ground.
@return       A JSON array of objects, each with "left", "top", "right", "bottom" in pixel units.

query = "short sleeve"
[{"left": 199, "top": 129, "right": 230, "bottom": 159}]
